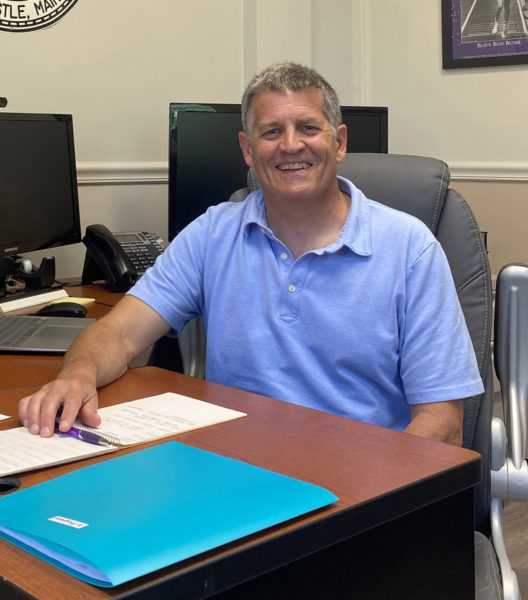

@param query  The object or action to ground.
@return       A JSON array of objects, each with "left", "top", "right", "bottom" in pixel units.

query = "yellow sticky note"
[{"left": 50, "top": 297, "right": 95, "bottom": 306}]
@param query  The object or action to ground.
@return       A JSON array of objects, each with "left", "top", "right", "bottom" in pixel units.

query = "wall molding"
[
  {"left": 77, "top": 161, "right": 168, "bottom": 185},
  {"left": 449, "top": 161, "right": 528, "bottom": 183},
  {"left": 77, "top": 160, "right": 528, "bottom": 186}
]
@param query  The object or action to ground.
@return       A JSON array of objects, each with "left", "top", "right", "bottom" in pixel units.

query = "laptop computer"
[{"left": 0, "top": 315, "right": 95, "bottom": 353}]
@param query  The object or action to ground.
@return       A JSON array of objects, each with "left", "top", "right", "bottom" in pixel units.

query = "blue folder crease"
[{"left": 0, "top": 441, "right": 337, "bottom": 587}]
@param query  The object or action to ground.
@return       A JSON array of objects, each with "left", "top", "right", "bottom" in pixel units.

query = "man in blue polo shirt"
[{"left": 19, "top": 63, "right": 483, "bottom": 445}]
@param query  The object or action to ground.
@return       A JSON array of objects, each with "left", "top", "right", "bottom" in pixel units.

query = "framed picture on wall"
[{"left": 442, "top": 0, "right": 528, "bottom": 68}]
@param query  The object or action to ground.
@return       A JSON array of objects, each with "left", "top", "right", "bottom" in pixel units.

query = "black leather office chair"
[{"left": 150, "top": 153, "right": 525, "bottom": 599}]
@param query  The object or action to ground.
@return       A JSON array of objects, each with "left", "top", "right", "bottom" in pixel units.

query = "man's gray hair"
[{"left": 241, "top": 62, "right": 342, "bottom": 137}]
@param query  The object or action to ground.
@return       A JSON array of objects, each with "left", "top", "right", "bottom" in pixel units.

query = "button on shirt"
[{"left": 128, "top": 177, "right": 483, "bottom": 431}]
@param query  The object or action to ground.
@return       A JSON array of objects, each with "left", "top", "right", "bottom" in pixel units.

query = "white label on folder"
[{"left": 49, "top": 516, "right": 89, "bottom": 529}]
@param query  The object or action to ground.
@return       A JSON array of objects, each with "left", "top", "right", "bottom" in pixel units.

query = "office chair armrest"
[
  {"left": 494, "top": 264, "right": 528, "bottom": 470},
  {"left": 491, "top": 417, "right": 507, "bottom": 472},
  {"left": 178, "top": 317, "right": 206, "bottom": 379},
  {"left": 491, "top": 416, "right": 528, "bottom": 501}
]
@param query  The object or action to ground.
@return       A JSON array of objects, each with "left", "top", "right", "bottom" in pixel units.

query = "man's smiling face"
[{"left": 239, "top": 87, "right": 347, "bottom": 206}]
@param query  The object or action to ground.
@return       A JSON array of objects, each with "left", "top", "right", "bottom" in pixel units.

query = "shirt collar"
[
  {"left": 242, "top": 176, "right": 372, "bottom": 257},
  {"left": 243, "top": 189, "right": 268, "bottom": 231},
  {"left": 336, "top": 176, "right": 372, "bottom": 257}
]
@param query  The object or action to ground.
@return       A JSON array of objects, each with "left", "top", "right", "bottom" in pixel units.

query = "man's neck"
[{"left": 264, "top": 184, "right": 351, "bottom": 260}]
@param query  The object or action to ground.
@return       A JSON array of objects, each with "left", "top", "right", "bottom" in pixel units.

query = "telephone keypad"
[{"left": 118, "top": 232, "right": 167, "bottom": 276}]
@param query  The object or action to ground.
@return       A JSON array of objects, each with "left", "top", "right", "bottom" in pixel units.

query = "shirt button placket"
[{"left": 280, "top": 257, "right": 305, "bottom": 322}]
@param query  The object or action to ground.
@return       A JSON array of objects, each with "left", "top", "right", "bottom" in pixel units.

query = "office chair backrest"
[
  {"left": 244, "top": 153, "right": 493, "bottom": 528},
  {"left": 338, "top": 154, "right": 492, "bottom": 438}
]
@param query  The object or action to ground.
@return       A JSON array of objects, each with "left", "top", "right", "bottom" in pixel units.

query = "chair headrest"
[
  {"left": 247, "top": 153, "right": 451, "bottom": 235},
  {"left": 337, "top": 153, "right": 451, "bottom": 234}
]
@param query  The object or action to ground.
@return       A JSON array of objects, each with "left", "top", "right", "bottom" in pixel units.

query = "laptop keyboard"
[{"left": 0, "top": 316, "right": 46, "bottom": 345}]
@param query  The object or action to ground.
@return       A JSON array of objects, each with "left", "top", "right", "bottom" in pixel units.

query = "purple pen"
[{"left": 54, "top": 422, "right": 111, "bottom": 447}]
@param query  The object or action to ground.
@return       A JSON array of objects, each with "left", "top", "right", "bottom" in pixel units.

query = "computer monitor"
[
  {"left": 168, "top": 103, "right": 388, "bottom": 239},
  {"left": 168, "top": 104, "right": 245, "bottom": 240},
  {"left": 0, "top": 113, "right": 81, "bottom": 261},
  {"left": 341, "top": 106, "right": 388, "bottom": 154}
]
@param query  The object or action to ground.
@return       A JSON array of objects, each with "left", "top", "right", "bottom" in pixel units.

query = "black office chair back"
[{"left": 344, "top": 154, "right": 493, "bottom": 530}]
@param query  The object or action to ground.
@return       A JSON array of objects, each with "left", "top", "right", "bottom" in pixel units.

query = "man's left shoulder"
[
  {"left": 340, "top": 176, "right": 433, "bottom": 238},
  {"left": 368, "top": 196, "right": 435, "bottom": 240}
]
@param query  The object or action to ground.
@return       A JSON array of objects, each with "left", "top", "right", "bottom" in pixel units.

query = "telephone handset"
[{"left": 81, "top": 224, "right": 167, "bottom": 292}]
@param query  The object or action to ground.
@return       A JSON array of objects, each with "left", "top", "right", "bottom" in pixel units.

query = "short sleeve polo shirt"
[{"left": 128, "top": 177, "right": 483, "bottom": 431}]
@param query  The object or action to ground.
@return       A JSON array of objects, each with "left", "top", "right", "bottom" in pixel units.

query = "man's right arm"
[{"left": 18, "top": 295, "right": 171, "bottom": 438}]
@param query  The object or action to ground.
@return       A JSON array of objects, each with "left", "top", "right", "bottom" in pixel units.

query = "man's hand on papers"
[{"left": 18, "top": 378, "right": 101, "bottom": 438}]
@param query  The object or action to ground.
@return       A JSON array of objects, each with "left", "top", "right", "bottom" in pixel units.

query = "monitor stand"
[{"left": 0, "top": 256, "right": 67, "bottom": 313}]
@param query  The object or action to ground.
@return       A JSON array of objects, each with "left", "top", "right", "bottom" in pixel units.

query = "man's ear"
[
  {"left": 239, "top": 131, "right": 254, "bottom": 168},
  {"left": 335, "top": 124, "right": 347, "bottom": 164}
]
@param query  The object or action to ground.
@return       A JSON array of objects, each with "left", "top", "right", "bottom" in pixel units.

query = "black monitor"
[
  {"left": 0, "top": 113, "right": 81, "bottom": 260},
  {"left": 168, "top": 103, "right": 388, "bottom": 239},
  {"left": 342, "top": 106, "right": 388, "bottom": 154}
]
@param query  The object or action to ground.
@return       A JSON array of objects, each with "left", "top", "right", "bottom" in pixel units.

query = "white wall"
[
  {"left": 2, "top": 0, "right": 246, "bottom": 276},
  {"left": 3, "top": 0, "right": 245, "bottom": 161},
  {"left": 364, "top": 1, "right": 528, "bottom": 178},
  {"left": 3, "top": 0, "right": 361, "bottom": 277},
  {"left": 362, "top": 1, "right": 528, "bottom": 274}
]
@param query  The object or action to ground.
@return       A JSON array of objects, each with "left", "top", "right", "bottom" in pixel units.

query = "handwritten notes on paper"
[
  {"left": 0, "top": 393, "right": 246, "bottom": 476},
  {"left": 0, "top": 427, "right": 116, "bottom": 475},
  {"left": 91, "top": 393, "right": 246, "bottom": 447}
]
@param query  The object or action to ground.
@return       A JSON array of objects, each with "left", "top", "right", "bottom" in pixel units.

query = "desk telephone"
[{"left": 82, "top": 224, "right": 167, "bottom": 292}]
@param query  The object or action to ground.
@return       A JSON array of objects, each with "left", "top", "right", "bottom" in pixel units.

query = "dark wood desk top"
[
  {"left": 0, "top": 367, "right": 481, "bottom": 600},
  {"left": 0, "top": 284, "right": 123, "bottom": 392}
]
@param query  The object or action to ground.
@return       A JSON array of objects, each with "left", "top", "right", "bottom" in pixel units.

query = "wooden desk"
[
  {"left": 0, "top": 367, "right": 480, "bottom": 600},
  {"left": 0, "top": 284, "right": 123, "bottom": 392}
]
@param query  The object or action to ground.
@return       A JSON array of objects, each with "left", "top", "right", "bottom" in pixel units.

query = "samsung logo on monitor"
[{"left": 3, "top": 247, "right": 18, "bottom": 254}]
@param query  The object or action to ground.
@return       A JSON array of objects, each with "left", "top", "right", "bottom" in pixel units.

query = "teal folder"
[{"left": 0, "top": 442, "right": 337, "bottom": 587}]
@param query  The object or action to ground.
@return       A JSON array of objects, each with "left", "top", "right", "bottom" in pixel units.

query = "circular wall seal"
[{"left": 0, "top": 0, "right": 79, "bottom": 33}]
